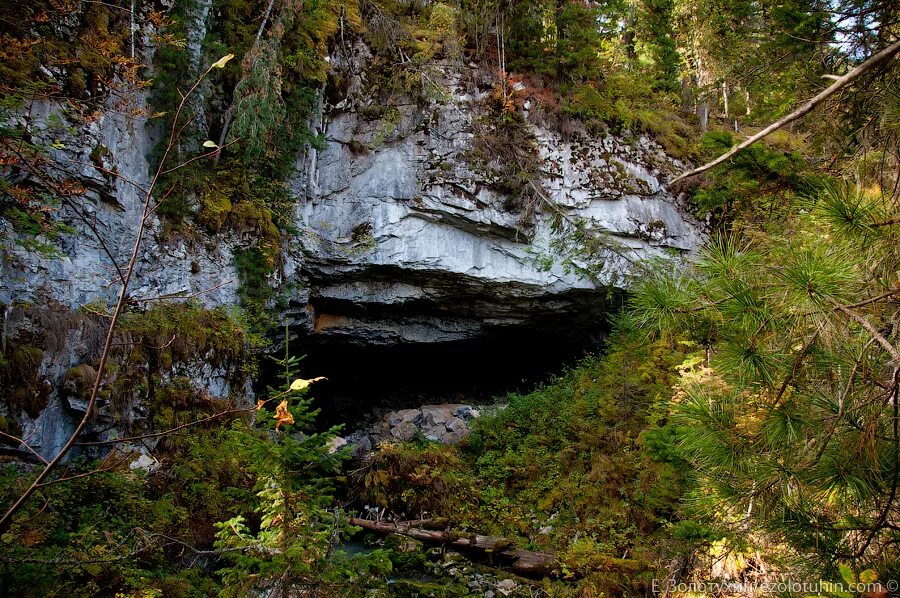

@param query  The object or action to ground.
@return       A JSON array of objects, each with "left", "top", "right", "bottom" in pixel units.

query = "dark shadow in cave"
[{"left": 260, "top": 323, "right": 610, "bottom": 432}]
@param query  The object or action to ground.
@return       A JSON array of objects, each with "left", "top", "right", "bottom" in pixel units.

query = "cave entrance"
[{"left": 265, "top": 323, "right": 610, "bottom": 431}]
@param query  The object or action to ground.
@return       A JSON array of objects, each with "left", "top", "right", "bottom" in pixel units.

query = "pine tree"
[
  {"left": 631, "top": 178, "right": 900, "bottom": 575},
  {"left": 638, "top": 0, "right": 681, "bottom": 92}
]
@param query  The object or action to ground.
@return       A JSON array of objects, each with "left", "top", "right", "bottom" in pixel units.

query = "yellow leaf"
[
  {"left": 202, "top": 140, "right": 219, "bottom": 148},
  {"left": 289, "top": 377, "right": 326, "bottom": 392},
  {"left": 274, "top": 400, "right": 294, "bottom": 430},
  {"left": 211, "top": 53, "right": 234, "bottom": 69},
  {"left": 859, "top": 569, "right": 878, "bottom": 584},
  {"left": 255, "top": 400, "right": 265, "bottom": 411}
]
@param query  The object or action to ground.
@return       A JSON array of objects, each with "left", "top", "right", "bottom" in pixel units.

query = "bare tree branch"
[
  {"left": 10, "top": 149, "right": 128, "bottom": 284},
  {"left": 75, "top": 406, "right": 254, "bottom": 447},
  {"left": 0, "top": 431, "right": 47, "bottom": 464},
  {"left": 127, "top": 278, "right": 235, "bottom": 304},
  {"left": 670, "top": 39, "right": 900, "bottom": 185},
  {"left": 0, "top": 59, "right": 229, "bottom": 533},
  {"left": 831, "top": 300, "right": 900, "bottom": 362}
]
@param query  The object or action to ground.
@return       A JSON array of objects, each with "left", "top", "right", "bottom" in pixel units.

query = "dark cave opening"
[{"left": 260, "top": 322, "right": 611, "bottom": 431}]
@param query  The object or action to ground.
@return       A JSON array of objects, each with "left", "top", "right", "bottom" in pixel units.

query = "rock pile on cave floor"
[{"left": 339, "top": 403, "right": 487, "bottom": 454}]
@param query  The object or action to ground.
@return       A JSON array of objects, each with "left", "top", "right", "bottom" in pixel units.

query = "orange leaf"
[
  {"left": 256, "top": 400, "right": 265, "bottom": 411},
  {"left": 274, "top": 400, "right": 294, "bottom": 430}
]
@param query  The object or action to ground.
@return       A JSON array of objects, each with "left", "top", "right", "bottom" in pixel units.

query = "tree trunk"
[
  {"left": 722, "top": 80, "right": 729, "bottom": 118},
  {"left": 623, "top": 1, "right": 637, "bottom": 62},
  {"left": 697, "top": 101, "right": 709, "bottom": 131},
  {"left": 349, "top": 518, "right": 559, "bottom": 577}
]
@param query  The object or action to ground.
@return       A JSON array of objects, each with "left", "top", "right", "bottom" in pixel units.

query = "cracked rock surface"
[{"left": 287, "top": 42, "right": 703, "bottom": 344}]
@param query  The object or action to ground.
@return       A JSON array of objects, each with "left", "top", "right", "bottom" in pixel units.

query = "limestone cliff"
[
  {"left": 286, "top": 42, "right": 701, "bottom": 344},
  {"left": 0, "top": 36, "right": 702, "bottom": 458}
]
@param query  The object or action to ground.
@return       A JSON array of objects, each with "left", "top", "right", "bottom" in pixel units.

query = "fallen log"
[{"left": 348, "top": 517, "right": 559, "bottom": 578}]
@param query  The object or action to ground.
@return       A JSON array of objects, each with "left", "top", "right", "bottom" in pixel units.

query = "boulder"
[{"left": 444, "top": 417, "right": 469, "bottom": 443}]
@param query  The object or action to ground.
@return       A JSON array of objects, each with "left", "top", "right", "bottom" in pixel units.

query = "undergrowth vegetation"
[{"left": 355, "top": 326, "right": 703, "bottom": 594}]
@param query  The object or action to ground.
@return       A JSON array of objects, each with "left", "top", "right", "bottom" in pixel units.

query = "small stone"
[
  {"left": 392, "top": 420, "right": 417, "bottom": 441},
  {"left": 326, "top": 436, "right": 347, "bottom": 454},
  {"left": 453, "top": 405, "right": 480, "bottom": 420},
  {"left": 352, "top": 434, "right": 372, "bottom": 455},
  {"left": 496, "top": 579, "right": 518, "bottom": 595},
  {"left": 421, "top": 404, "right": 454, "bottom": 425},
  {"left": 389, "top": 408, "right": 421, "bottom": 426},
  {"left": 373, "top": 421, "right": 392, "bottom": 437},
  {"left": 129, "top": 453, "right": 157, "bottom": 472}
]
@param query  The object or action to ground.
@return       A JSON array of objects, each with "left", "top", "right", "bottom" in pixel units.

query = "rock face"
[
  {"left": 1, "top": 39, "right": 702, "bottom": 456},
  {"left": 0, "top": 96, "right": 242, "bottom": 311},
  {"left": 286, "top": 43, "right": 701, "bottom": 345},
  {"left": 0, "top": 94, "right": 249, "bottom": 459},
  {"left": 0, "top": 303, "right": 252, "bottom": 460},
  {"left": 1, "top": 45, "right": 701, "bottom": 347}
]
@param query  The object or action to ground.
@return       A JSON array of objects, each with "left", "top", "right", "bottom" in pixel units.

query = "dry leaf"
[
  {"left": 274, "top": 400, "right": 294, "bottom": 430},
  {"left": 211, "top": 53, "right": 234, "bottom": 69},
  {"left": 289, "top": 377, "right": 327, "bottom": 392},
  {"left": 256, "top": 400, "right": 265, "bottom": 411}
]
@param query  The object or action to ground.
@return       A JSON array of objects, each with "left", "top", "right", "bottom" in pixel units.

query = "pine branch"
[{"left": 831, "top": 300, "right": 900, "bottom": 363}]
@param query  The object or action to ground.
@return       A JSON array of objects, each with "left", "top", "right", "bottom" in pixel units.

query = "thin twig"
[
  {"left": 157, "top": 138, "right": 240, "bottom": 177},
  {"left": 812, "top": 337, "right": 877, "bottom": 463},
  {"left": 0, "top": 431, "right": 47, "bottom": 464},
  {"left": 75, "top": 407, "right": 254, "bottom": 446},
  {"left": 11, "top": 149, "right": 127, "bottom": 284},
  {"left": 832, "top": 300, "right": 900, "bottom": 362},
  {"left": 35, "top": 452, "right": 132, "bottom": 488},
  {"left": 127, "top": 279, "right": 234, "bottom": 304},
  {"left": 773, "top": 331, "right": 819, "bottom": 405},
  {"left": 75, "top": 389, "right": 293, "bottom": 448},
  {"left": 65, "top": 158, "right": 151, "bottom": 194},
  {"left": 839, "top": 289, "right": 900, "bottom": 310}
]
